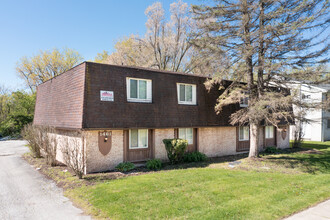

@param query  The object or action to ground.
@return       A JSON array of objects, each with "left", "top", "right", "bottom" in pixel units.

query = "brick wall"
[
  {"left": 198, "top": 127, "right": 238, "bottom": 157},
  {"left": 277, "top": 125, "right": 290, "bottom": 149},
  {"left": 85, "top": 130, "right": 124, "bottom": 173},
  {"left": 33, "top": 63, "right": 86, "bottom": 129},
  {"left": 154, "top": 128, "right": 174, "bottom": 161}
]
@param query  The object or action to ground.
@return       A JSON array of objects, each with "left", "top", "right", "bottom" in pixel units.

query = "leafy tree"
[
  {"left": 0, "top": 91, "right": 35, "bottom": 136},
  {"left": 97, "top": 1, "right": 215, "bottom": 74},
  {"left": 16, "top": 48, "right": 83, "bottom": 92},
  {"left": 192, "top": 0, "right": 329, "bottom": 157},
  {"left": 94, "top": 50, "right": 110, "bottom": 63}
]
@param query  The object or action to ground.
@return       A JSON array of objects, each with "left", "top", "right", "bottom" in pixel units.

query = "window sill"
[
  {"left": 178, "top": 102, "right": 197, "bottom": 105},
  {"left": 129, "top": 147, "right": 149, "bottom": 150},
  {"left": 127, "top": 99, "right": 152, "bottom": 103},
  {"left": 239, "top": 139, "right": 249, "bottom": 141},
  {"left": 240, "top": 104, "right": 248, "bottom": 107}
]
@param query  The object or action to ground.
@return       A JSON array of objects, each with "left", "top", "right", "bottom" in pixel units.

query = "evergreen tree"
[{"left": 192, "top": 0, "right": 329, "bottom": 157}]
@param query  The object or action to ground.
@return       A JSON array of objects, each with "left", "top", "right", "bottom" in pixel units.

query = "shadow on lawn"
[
  {"left": 265, "top": 149, "right": 330, "bottom": 174},
  {"left": 162, "top": 153, "right": 249, "bottom": 171},
  {"left": 299, "top": 143, "right": 330, "bottom": 150},
  {"left": 83, "top": 154, "right": 249, "bottom": 183},
  {"left": 83, "top": 144, "right": 329, "bottom": 183}
]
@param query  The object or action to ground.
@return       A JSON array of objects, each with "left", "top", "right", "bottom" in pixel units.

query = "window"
[
  {"left": 302, "top": 94, "right": 311, "bottom": 99},
  {"left": 240, "top": 97, "right": 248, "bottom": 107},
  {"left": 328, "top": 119, "right": 330, "bottom": 129},
  {"left": 129, "top": 129, "right": 148, "bottom": 149},
  {"left": 177, "top": 83, "right": 197, "bottom": 105},
  {"left": 240, "top": 92, "right": 249, "bottom": 107},
  {"left": 239, "top": 126, "right": 249, "bottom": 141},
  {"left": 178, "top": 128, "right": 193, "bottom": 144},
  {"left": 126, "top": 78, "right": 152, "bottom": 102},
  {"left": 265, "top": 126, "right": 274, "bottom": 139}
]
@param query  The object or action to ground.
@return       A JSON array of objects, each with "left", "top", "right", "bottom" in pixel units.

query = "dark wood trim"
[
  {"left": 174, "top": 128, "right": 178, "bottom": 138},
  {"left": 264, "top": 126, "right": 276, "bottom": 147},
  {"left": 195, "top": 128, "right": 199, "bottom": 152},
  {"left": 275, "top": 126, "right": 277, "bottom": 147},
  {"left": 149, "top": 129, "right": 155, "bottom": 159},
  {"left": 123, "top": 130, "right": 128, "bottom": 162},
  {"left": 236, "top": 126, "right": 250, "bottom": 152},
  {"left": 263, "top": 126, "right": 266, "bottom": 148},
  {"left": 236, "top": 127, "right": 238, "bottom": 151},
  {"left": 125, "top": 129, "right": 154, "bottom": 162}
]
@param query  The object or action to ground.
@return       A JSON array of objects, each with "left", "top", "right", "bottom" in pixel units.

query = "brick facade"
[
  {"left": 198, "top": 127, "right": 237, "bottom": 157},
  {"left": 154, "top": 129, "right": 175, "bottom": 161},
  {"left": 85, "top": 130, "right": 124, "bottom": 173}
]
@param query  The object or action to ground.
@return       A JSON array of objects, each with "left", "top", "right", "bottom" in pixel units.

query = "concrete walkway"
[
  {"left": 285, "top": 199, "right": 330, "bottom": 220},
  {"left": 0, "top": 140, "right": 91, "bottom": 220}
]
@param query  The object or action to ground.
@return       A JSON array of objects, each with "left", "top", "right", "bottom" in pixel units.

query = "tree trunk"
[{"left": 249, "top": 122, "right": 259, "bottom": 157}]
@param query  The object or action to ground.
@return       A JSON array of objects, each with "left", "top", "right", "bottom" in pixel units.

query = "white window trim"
[
  {"left": 178, "top": 128, "right": 194, "bottom": 145},
  {"left": 129, "top": 129, "right": 149, "bottom": 149},
  {"left": 240, "top": 102, "right": 248, "bottom": 107},
  {"left": 177, "top": 83, "right": 197, "bottom": 105},
  {"left": 126, "top": 77, "right": 152, "bottom": 103},
  {"left": 240, "top": 92, "right": 249, "bottom": 107},
  {"left": 265, "top": 126, "right": 274, "bottom": 139},
  {"left": 239, "top": 126, "right": 250, "bottom": 141}
]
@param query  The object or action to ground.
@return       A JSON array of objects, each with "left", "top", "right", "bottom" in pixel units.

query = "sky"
[{"left": 0, "top": 0, "right": 200, "bottom": 90}]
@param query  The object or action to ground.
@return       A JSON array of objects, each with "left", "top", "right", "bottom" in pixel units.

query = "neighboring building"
[
  {"left": 290, "top": 82, "right": 330, "bottom": 142},
  {"left": 33, "top": 62, "right": 290, "bottom": 173}
]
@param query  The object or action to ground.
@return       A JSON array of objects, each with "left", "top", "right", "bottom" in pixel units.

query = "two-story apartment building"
[
  {"left": 33, "top": 62, "right": 290, "bottom": 173},
  {"left": 289, "top": 82, "right": 330, "bottom": 142}
]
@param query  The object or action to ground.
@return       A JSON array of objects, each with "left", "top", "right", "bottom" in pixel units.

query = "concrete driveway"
[{"left": 0, "top": 140, "right": 91, "bottom": 220}]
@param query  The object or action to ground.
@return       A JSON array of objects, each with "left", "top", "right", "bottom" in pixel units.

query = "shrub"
[
  {"left": 116, "top": 162, "right": 135, "bottom": 172},
  {"left": 264, "top": 146, "right": 278, "bottom": 154},
  {"left": 28, "top": 125, "right": 58, "bottom": 166},
  {"left": 163, "top": 138, "right": 188, "bottom": 164},
  {"left": 146, "top": 159, "right": 162, "bottom": 170},
  {"left": 21, "top": 123, "right": 41, "bottom": 158},
  {"left": 61, "top": 132, "right": 85, "bottom": 179},
  {"left": 183, "top": 152, "right": 208, "bottom": 163}
]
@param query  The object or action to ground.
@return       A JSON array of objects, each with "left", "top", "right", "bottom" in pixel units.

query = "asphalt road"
[{"left": 0, "top": 140, "right": 91, "bottom": 220}]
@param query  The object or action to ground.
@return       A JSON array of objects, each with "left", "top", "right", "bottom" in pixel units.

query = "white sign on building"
[{"left": 100, "top": 90, "right": 114, "bottom": 101}]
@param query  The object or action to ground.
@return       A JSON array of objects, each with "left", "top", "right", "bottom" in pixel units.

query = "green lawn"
[{"left": 69, "top": 141, "right": 330, "bottom": 220}]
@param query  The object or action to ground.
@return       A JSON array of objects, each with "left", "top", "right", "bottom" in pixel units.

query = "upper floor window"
[
  {"left": 265, "top": 126, "right": 274, "bottom": 139},
  {"left": 178, "top": 128, "right": 193, "bottom": 144},
  {"left": 177, "top": 83, "right": 197, "bottom": 105},
  {"left": 240, "top": 92, "right": 248, "bottom": 107},
  {"left": 327, "top": 119, "right": 330, "bottom": 129},
  {"left": 239, "top": 126, "right": 249, "bottom": 141},
  {"left": 129, "top": 129, "right": 148, "bottom": 149},
  {"left": 126, "top": 78, "right": 152, "bottom": 103},
  {"left": 302, "top": 94, "right": 311, "bottom": 100}
]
